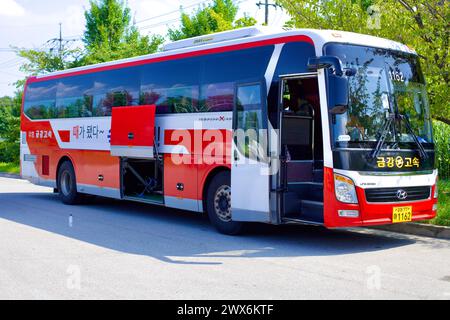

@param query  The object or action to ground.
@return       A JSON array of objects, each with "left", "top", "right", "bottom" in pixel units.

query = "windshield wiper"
[
  {"left": 398, "top": 113, "right": 429, "bottom": 159},
  {"left": 368, "top": 113, "right": 395, "bottom": 160},
  {"left": 368, "top": 113, "right": 429, "bottom": 161}
]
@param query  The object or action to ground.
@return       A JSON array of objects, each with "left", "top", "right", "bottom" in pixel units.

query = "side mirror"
[
  {"left": 308, "top": 55, "right": 352, "bottom": 115},
  {"left": 308, "top": 56, "right": 344, "bottom": 76},
  {"left": 328, "top": 74, "right": 349, "bottom": 114}
]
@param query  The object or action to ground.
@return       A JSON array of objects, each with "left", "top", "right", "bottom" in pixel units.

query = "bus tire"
[
  {"left": 57, "top": 161, "right": 81, "bottom": 205},
  {"left": 206, "top": 171, "right": 244, "bottom": 235}
]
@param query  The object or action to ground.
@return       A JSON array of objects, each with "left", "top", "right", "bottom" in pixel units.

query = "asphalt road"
[{"left": 0, "top": 177, "right": 449, "bottom": 300}]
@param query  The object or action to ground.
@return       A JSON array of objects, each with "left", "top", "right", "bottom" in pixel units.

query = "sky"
[{"left": 0, "top": 0, "right": 290, "bottom": 97}]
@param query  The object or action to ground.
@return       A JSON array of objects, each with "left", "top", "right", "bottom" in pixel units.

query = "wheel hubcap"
[
  {"left": 60, "top": 171, "right": 72, "bottom": 196},
  {"left": 214, "top": 185, "right": 231, "bottom": 222}
]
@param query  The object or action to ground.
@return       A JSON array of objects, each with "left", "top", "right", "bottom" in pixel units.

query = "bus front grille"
[{"left": 365, "top": 186, "right": 431, "bottom": 203}]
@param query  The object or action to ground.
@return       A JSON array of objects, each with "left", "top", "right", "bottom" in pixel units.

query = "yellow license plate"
[{"left": 392, "top": 206, "right": 412, "bottom": 223}]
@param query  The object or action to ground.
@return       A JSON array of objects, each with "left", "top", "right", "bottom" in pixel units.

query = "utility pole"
[
  {"left": 256, "top": 0, "right": 281, "bottom": 25},
  {"left": 58, "top": 22, "right": 62, "bottom": 58},
  {"left": 47, "top": 23, "right": 77, "bottom": 61}
]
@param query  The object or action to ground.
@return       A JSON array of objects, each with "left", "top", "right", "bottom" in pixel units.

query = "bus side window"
[
  {"left": 199, "top": 82, "right": 234, "bottom": 112},
  {"left": 24, "top": 81, "right": 58, "bottom": 119}
]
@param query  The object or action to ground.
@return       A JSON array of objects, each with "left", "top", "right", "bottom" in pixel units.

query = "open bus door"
[
  {"left": 110, "top": 105, "right": 156, "bottom": 159},
  {"left": 276, "top": 74, "right": 324, "bottom": 224},
  {"left": 231, "top": 81, "right": 271, "bottom": 223}
]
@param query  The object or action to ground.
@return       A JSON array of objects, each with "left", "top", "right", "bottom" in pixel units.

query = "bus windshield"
[{"left": 325, "top": 43, "right": 434, "bottom": 150}]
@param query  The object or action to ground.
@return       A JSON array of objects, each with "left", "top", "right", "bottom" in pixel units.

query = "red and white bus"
[{"left": 20, "top": 27, "right": 438, "bottom": 234}]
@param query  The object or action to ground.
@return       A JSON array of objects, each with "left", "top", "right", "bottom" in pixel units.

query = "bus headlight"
[{"left": 334, "top": 174, "right": 358, "bottom": 204}]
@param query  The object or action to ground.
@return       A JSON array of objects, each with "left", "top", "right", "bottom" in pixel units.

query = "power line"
[
  {"left": 0, "top": 69, "right": 22, "bottom": 77},
  {"left": 135, "top": 0, "right": 210, "bottom": 25},
  {"left": 0, "top": 57, "right": 23, "bottom": 69},
  {"left": 55, "top": 1, "right": 211, "bottom": 40},
  {"left": 137, "top": 0, "right": 250, "bottom": 32},
  {"left": 138, "top": 17, "right": 182, "bottom": 31}
]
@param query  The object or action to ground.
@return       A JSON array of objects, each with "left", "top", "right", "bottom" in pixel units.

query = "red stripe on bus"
[
  {"left": 58, "top": 130, "right": 71, "bottom": 142},
  {"left": 27, "top": 35, "right": 314, "bottom": 83}
]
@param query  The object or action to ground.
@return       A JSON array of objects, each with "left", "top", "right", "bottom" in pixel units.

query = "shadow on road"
[{"left": 0, "top": 192, "right": 419, "bottom": 265}]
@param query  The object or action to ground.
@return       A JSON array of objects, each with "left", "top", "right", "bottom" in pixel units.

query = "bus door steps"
[
  {"left": 281, "top": 217, "right": 323, "bottom": 226},
  {"left": 300, "top": 200, "right": 324, "bottom": 223},
  {"left": 313, "top": 169, "right": 324, "bottom": 183},
  {"left": 285, "top": 182, "right": 324, "bottom": 202},
  {"left": 123, "top": 195, "right": 164, "bottom": 205}
]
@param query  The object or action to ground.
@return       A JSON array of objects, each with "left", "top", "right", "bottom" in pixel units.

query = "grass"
[
  {"left": 0, "top": 162, "right": 20, "bottom": 175},
  {"left": 429, "top": 179, "right": 450, "bottom": 227}
]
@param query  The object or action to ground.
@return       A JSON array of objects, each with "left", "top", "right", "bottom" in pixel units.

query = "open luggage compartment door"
[{"left": 110, "top": 105, "right": 156, "bottom": 159}]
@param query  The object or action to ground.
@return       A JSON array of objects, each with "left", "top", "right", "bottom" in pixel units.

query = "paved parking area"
[{"left": 1, "top": 177, "right": 450, "bottom": 299}]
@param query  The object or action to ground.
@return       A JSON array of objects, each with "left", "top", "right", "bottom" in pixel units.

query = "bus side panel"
[
  {"left": 20, "top": 116, "right": 59, "bottom": 187},
  {"left": 162, "top": 154, "right": 232, "bottom": 213},
  {"left": 162, "top": 126, "right": 232, "bottom": 212},
  {"left": 21, "top": 115, "right": 121, "bottom": 197},
  {"left": 197, "top": 151, "right": 232, "bottom": 209},
  {"left": 63, "top": 149, "right": 121, "bottom": 196},
  {"left": 163, "top": 154, "right": 199, "bottom": 211}
]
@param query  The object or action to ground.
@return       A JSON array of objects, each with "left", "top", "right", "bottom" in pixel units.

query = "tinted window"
[
  {"left": 140, "top": 57, "right": 202, "bottom": 114},
  {"left": 199, "top": 82, "right": 234, "bottom": 112},
  {"left": 24, "top": 80, "right": 58, "bottom": 119},
  {"left": 24, "top": 45, "right": 274, "bottom": 118},
  {"left": 235, "top": 83, "right": 265, "bottom": 160},
  {"left": 268, "top": 41, "right": 316, "bottom": 128},
  {"left": 56, "top": 74, "right": 93, "bottom": 118},
  {"left": 140, "top": 84, "right": 200, "bottom": 114},
  {"left": 274, "top": 42, "right": 315, "bottom": 77},
  {"left": 90, "top": 67, "right": 141, "bottom": 116},
  {"left": 203, "top": 46, "right": 273, "bottom": 84}
]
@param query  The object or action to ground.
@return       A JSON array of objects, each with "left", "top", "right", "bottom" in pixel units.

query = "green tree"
[
  {"left": 168, "top": 0, "right": 257, "bottom": 41},
  {"left": 277, "top": 0, "right": 449, "bottom": 125},
  {"left": 82, "top": 0, "right": 163, "bottom": 64},
  {"left": 15, "top": 0, "right": 164, "bottom": 80},
  {"left": 15, "top": 46, "right": 82, "bottom": 76},
  {"left": 0, "top": 93, "right": 22, "bottom": 163}
]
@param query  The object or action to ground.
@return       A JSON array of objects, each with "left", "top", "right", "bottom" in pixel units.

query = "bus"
[{"left": 20, "top": 27, "right": 438, "bottom": 235}]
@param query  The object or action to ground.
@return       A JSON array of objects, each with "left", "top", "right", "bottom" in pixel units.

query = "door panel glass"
[{"left": 235, "top": 84, "right": 265, "bottom": 161}]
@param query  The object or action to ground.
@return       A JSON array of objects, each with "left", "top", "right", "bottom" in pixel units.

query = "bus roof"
[{"left": 31, "top": 27, "right": 416, "bottom": 82}]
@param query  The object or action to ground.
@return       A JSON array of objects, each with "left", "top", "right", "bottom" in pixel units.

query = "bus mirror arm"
[{"left": 307, "top": 56, "right": 344, "bottom": 76}]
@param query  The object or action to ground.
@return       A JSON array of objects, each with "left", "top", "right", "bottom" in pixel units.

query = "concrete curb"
[
  {"left": 371, "top": 222, "right": 450, "bottom": 240},
  {"left": 0, "top": 172, "right": 21, "bottom": 179}
]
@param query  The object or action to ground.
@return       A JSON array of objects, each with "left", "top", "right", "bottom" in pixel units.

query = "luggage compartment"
[{"left": 121, "top": 157, "right": 164, "bottom": 204}]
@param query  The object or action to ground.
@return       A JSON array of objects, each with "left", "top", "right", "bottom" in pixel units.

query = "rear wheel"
[
  {"left": 57, "top": 161, "right": 81, "bottom": 205},
  {"left": 206, "top": 171, "right": 244, "bottom": 235}
]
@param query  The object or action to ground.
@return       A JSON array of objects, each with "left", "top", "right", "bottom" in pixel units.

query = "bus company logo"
[
  {"left": 194, "top": 36, "right": 213, "bottom": 44},
  {"left": 396, "top": 189, "right": 408, "bottom": 200},
  {"left": 198, "top": 116, "right": 231, "bottom": 122},
  {"left": 376, "top": 156, "right": 420, "bottom": 169},
  {"left": 28, "top": 130, "right": 52, "bottom": 140}
]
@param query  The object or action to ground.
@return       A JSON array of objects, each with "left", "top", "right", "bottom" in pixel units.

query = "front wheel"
[
  {"left": 57, "top": 161, "right": 81, "bottom": 205},
  {"left": 206, "top": 171, "right": 244, "bottom": 235}
]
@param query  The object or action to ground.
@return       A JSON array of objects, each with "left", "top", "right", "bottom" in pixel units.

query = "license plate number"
[{"left": 392, "top": 206, "right": 412, "bottom": 223}]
